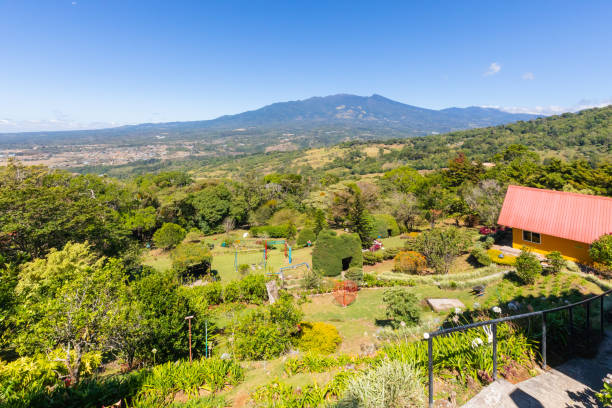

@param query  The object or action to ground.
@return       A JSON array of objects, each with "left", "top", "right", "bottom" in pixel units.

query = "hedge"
[
  {"left": 171, "top": 242, "right": 212, "bottom": 277},
  {"left": 297, "top": 228, "right": 316, "bottom": 246},
  {"left": 312, "top": 230, "right": 363, "bottom": 277},
  {"left": 370, "top": 214, "right": 401, "bottom": 239},
  {"left": 251, "top": 223, "right": 297, "bottom": 239}
]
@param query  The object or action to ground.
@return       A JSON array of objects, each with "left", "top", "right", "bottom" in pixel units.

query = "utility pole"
[{"left": 185, "top": 315, "right": 194, "bottom": 363}]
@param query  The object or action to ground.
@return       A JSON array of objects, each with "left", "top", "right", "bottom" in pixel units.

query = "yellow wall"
[{"left": 512, "top": 228, "right": 592, "bottom": 263}]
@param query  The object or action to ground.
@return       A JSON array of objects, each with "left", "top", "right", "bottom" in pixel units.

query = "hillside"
[
  {"left": 76, "top": 105, "right": 612, "bottom": 179},
  {"left": 0, "top": 94, "right": 537, "bottom": 152}
]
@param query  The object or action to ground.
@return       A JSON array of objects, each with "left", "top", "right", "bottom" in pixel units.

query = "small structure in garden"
[
  {"left": 497, "top": 185, "right": 612, "bottom": 263},
  {"left": 333, "top": 280, "right": 358, "bottom": 307},
  {"left": 426, "top": 298, "right": 465, "bottom": 312}
]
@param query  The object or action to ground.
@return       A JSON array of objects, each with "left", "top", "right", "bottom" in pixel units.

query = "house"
[{"left": 497, "top": 185, "right": 612, "bottom": 263}]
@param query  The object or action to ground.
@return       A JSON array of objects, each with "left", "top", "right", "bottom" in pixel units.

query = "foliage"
[
  {"left": 15, "top": 242, "right": 125, "bottom": 383},
  {"left": 463, "top": 179, "right": 506, "bottom": 227},
  {"left": 470, "top": 245, "right": 492, "bottom": 267},
  {"left": 392, "top": 251, "right": 427, "bottom": 274},
  {"left": 370, "top": 214, "right": 400, "bottom": 239},
  {"left": 297, "top": 228, "right": 317, "bottom": 246},
  {"left": 0, "top": 161, "right": 132, "bottom": 260},
  {"left": 590, "top": 234, "right": 612, "bottom": 266},
  {"left": 153, "top": 223, "right": 186, "bottom": 250},
  {"left": 171, "top": 242, "right": 212, "bottom": 278},
  {"left": 382, "top": 288, "right": 421, "bottom": 328},
  {"left": 302, "top": 268, "right": 323, "bottom": 290},
  {"left": 362, "top": 251, "right": 383, "bottom": 266},
  {"left": 223, "top": 274, "right": 268, "bottom": 304},
  {"left": 595, "top": 374, "right": 612, "bottom": 407},
  {"left": 345, "top": 267, "right": 364, "bottom": 284},
  {"left": 545, "top": 251, "right": 566, "bottom": 274},
  {"left": 336, "top": 360, "right": 425, "bottom": 408},
  {"left": 298, "top": 322, "right": 342, "bottom": 354},
  {"left": 312, "top": 230, "right": 363, "bottom": 277},
  {"left": 414, "top": 227, "right": 470, "bottom": 274},
  {"left": 250, "top": 223, "right": 297, "bottom": 239},
  {"left": 331, "top": 183, "right": 375, "bottom": 248},
  {"left": 515, "top": 249, "right": 542, "bottom": 284},
  {"left": 231, "top": 293, "right": 302, "bottom": 360}
]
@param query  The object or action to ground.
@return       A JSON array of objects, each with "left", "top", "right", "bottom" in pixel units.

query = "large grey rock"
[{"left": 427, "top": 298, "right": 465, "bottom": 312}]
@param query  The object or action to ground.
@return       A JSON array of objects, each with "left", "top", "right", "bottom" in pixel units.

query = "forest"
[{"left": 0, "top": 106, "right": 611, "bottom": 407}]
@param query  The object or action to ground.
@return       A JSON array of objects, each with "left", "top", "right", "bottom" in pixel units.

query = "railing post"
[
  {"left": 602, "top": 295, "right": 605, "bottom": 337},
  {"left": 569, "top": 307, "right": 574, "bottom": 344},
  {"left": 542, "top": 312, "right": 547, "bottom": 369},
  {"left": 428, "top": 336, "right": 434, "bottom": 408},
  {"left": 586, "top": 301, "right": 591, "bottom": 345},
  {"left": 492, "top": 323, "right": 498, "bottom": 380}
]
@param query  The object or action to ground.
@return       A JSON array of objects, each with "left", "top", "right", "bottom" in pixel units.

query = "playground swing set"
[{"left": 234, "top": 239, "right": 294, "bottom": 274}]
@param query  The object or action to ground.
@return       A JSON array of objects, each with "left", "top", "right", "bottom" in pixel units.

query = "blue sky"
[{"left": 1, "top": 0, "right": 611, "bottom": 132}]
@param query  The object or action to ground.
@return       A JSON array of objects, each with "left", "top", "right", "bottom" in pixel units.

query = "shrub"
[
  {"left": 382, "top": 247, "right": 400, "bottom": 260},
  {"left": 363, "top": 251, "right": 384, "bottom": 265},
  {"left": 223, "top": 274, "right": 268, "bottom": 304},
  {"left": 545, "top": 251, "right": 566, "bottom": 274},
  {"left": 370, "top": 214, "right": 401, "bottom": 239},
  {"left": 171, "top": 242, "right": 212, "bottom": 278},
  {"left": 298, "top": 322, "right": 342, "bottom": 354},
  {"left": 302, "top": 269, "right": 322, "bottom": 290},
  {"left": 238, "top": 263, "right": 250, "bottom": 276},
  {"left": 312, "top": 230, "right": 363, "bottom": 277},
  {"left": 515, "top": 249, "right": 542, "bottom": 284},
  {"left": 345, "top": 267, "right": 364, "bottom": 284},
  {"left": 590, "top": 234, "right": 612, "bottom": 266},
  {"left": 470, "top": 245, "right": 492, "bottom": 267},
  {"left": 414, "top": 227, "right": 470, "bottom": 274},
  {"left": 232, "top": 293, "right": 302, "bottom": 360},
  {"left": 250, "top": 223, "right": 297, "bottom": 239},
  {"left": 153, "top": 222, "right": 186, "bottom": 249},
  {"left": 393, "top": 251, "right": 427, "bottom": 274},
  {"left": 483, "top": 236, "right": 495, "bottom": 249},
  {"left": 382, "top": 288, "right": 421, "bottom": 328},
  {"left": 297, "top": 228, "right": 316, "bottom": 246},
  {"left": 197, "top": 282, "right": 223, "bottom": 305},
  {"left": 337, "top": 360, "right": 425, "bottom": 408}
]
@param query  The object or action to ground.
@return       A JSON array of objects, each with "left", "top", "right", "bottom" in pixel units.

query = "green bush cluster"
[
  {"left": 470, "top": 245, "right": 492, "bottom": 267},
  {"left": 545, "top": 251, "right": 566, "bottom": 274},
  {"left": 296, "top": 228, "right": 317, "bottom": 246},
  {"left": 382, "top": 288, "right": 421, "bottom": 328},
  {"left": 223, "top": 274, "right": 269, "bottom": 304},
  {"left": 231, "top": 293, "right": 303, "bottom": 360},
  {"left": 515, "top": 249, "right": 543, "bottom": 284},
  {"left": 590, "top": 234, "right": 612, "bottom": 266},
  {"left": 312, "top": 230, "right": 363, "bottom": 277},
  {"left": 370, "top": 214, "right": 401, "bottom": 239},
  {"left": 393, "top": 251, "right": 427, "bottom": 274},
  {"left": 345, "top": 267, "right": 364, "bottom": 284},
  {"left": 171, "top": 242, "right": 212, "bottom": 278},
  {"left": 298, "top": 322, "right": 342, "bottom": 354},
  {"left": 153, "top": 222, "right": 186, "bottom": 250},
  {"left": 250, "top": 223, "right": 297, "bottom": 239}
]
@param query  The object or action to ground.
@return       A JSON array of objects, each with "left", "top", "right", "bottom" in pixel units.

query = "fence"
[{"left": 424, "top": 288, "right": 612, "bottom": 407}]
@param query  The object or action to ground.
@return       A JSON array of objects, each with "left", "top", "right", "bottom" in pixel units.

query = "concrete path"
[{"left": 462, "top": 331, "right": 612, "bottom": 407}]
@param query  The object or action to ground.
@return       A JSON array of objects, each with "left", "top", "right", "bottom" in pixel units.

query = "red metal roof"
[{"left": 497, "top": 185, "right": 612, "bottom": 244}]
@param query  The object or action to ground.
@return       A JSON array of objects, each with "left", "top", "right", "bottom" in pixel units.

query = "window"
[{"left": 522, "top": 230, "right": 541, "bottom": 244}]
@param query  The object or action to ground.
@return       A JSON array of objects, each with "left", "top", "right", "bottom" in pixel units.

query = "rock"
[
  {"left": 266, "top": 280, "right": 280, "bottom": 304},
  {"left": 220, "top": 353, "right": 231, "bottom": 360},
  {"left": 427, "top": 298, "right": 466, "bottom": 312}
]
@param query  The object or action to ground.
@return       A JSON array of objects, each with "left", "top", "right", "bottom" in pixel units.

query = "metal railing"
[{"left": 424, "top": 288, "right": 612, "bottom": 407}]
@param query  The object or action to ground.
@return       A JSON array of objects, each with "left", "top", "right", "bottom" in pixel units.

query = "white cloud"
[
  {"left": 484, "top": 62, "right": 501, "bottom": 76},
  {"left": 522, "top": 72, "right": 535, "bottom": 80},
  {"left": 71, "top": 1, "right": 77, "bottom": 5},
  {"left": 0, "top": 118, "right": 125, "bottom": 133},
  {"left": 483, "top": 98, "right": 612, "bottom": 116}
]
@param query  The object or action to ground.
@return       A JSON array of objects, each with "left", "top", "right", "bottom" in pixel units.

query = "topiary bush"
[
  {"left": 370, "top": 214, "right": 401, "bottom": 239},
  {"left": 363, "top": 251, "right": 384, "bottom": 265},
  {"left": 312, "top": 230, "right": 363, "bottom": 277},
  {"left": 393, "top": 251, "right": 427, "bottom": 274},
  {"left": 515, "top": 249, "right": 542, "bottom": 284},
  {"left": 153, "top": 222, "right": 186, "bottom": 249},
  {"left": 297, "top": 228, "right": 316, "bottom": 246},
  {"left": 298, "top": 322, "right": 342, "bottom": 354}
]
